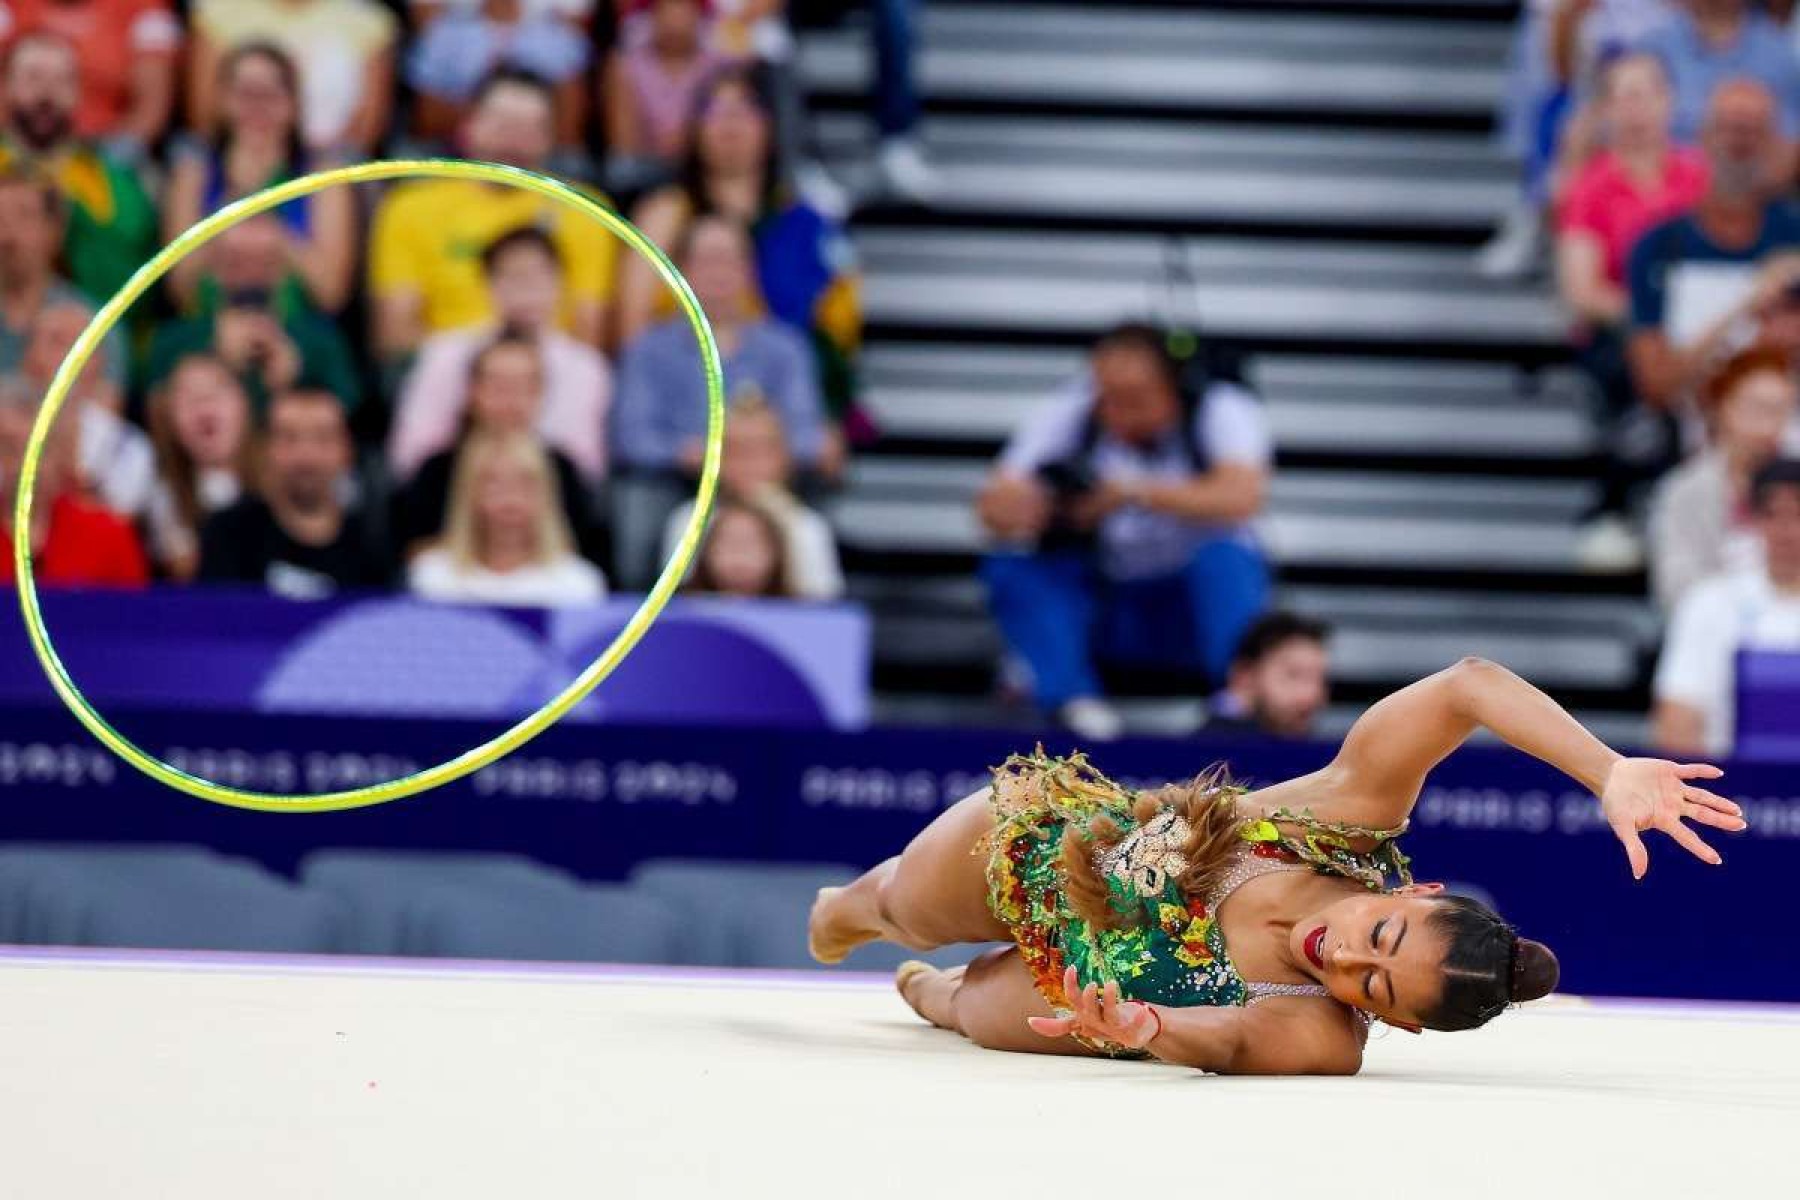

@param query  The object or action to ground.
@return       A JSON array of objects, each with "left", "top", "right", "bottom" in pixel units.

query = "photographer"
[{"left": 976, "top": 323, "right": 1272, "bottom": 741}]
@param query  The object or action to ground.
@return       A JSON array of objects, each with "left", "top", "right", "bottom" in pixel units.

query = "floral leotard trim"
[{"left": 979, "top": 749, "right": 1411, "bottom": 1057}]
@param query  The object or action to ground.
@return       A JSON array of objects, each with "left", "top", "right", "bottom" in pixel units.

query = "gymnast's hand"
[
  {"left": 1027, "top": 967, "right": 1160, "bottom": 1050},
  {"left": 1599, "top": 758, "right": 1747, "bottom": 880}
]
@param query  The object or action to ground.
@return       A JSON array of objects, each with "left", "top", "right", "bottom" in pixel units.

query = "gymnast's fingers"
[
  {"left": 1660, "top": 816, "right": 1723, "bottom": 866},
  {"left": 1102, "top": 980, "right": 1121, "bottom": 1023},
  {"left": 1028, "top": 1015, "right": 1076, "bottom": 1038},
  {"left": 1675, "top": 763, "right": 1725, "bottom": 781},
  {"left": 1611, "top": 818, "right": 1650, "bottom": 880},
  {"left": 1683, "top": 786, "right": 1744, "bottom": 818},
  {"left": 1684, "top": 801, "right": 1748, "bottom": 832}
]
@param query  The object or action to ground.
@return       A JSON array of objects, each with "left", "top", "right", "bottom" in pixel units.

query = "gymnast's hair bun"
[{"left": 1510, "top": 938, "right": 1560, "bottom": 1003}]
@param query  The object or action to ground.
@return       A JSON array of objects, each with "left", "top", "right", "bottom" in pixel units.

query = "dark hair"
[
  {"left": 1751, "top": 459, "right": 1800, "bottom": 513},
  {"left": 1231, "top": 611, "right": 1330, "bottom": 670},
  {"left": 469, "top": 330, "right": 541, "bottom": 385},
  {"left": 215, "top": 42, "right": 306, "bottom": 174},
  {"left": 480, "top": 225, "right": 562, "bottom": 277},
  {"left": 675, "top": 210, "right": 752, "bottom": 262},
  {"left": 678, "top": 63, "right": 783, "bottom": 218},
  {"left": 1422, "top": 895, "right": 1560, "bottom": 1032},
  {"left": 471, "top": 65, "right": 557, "bottom": 118},
  {"left": 1092, "top": 322, "right": 1184, "bottom": 393}
]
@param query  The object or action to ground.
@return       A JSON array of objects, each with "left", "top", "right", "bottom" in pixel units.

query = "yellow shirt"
[{"left": 367, "top": 179, "right": 619, "bottom": 335}]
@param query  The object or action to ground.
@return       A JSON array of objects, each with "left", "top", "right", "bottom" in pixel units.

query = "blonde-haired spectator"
[{"left": 408, "top": 431, "right": 607, "bottom": 607}]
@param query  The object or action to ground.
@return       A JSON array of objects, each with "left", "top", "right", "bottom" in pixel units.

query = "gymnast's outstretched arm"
[
  {"left": 1028, "top": 968, "right": 1363, "bottom": 1075},
  {"left": 1254, "top": 657, "right": 1747, "bottom": 878}
]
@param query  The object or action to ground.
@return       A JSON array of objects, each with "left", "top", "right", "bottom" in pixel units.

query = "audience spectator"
[
  {"left": 0, "top": 372, "right": 147, "bottom": 587},
  {"left": 614, "top": 213, "right": 831, "bottom": 475},
  {"left": 22, "top": 300, "right": 153, "bottom": 518},
  {"left": 0, "top": 0, "right": 180, "bottom": 155},
  {"left": 406, "top": 0, "right": 591, "bottom": 148},
  {"left": 684, "top": 494, "right": 799, "bottom": 598},
  {"left": 1653, "top": 457, "right": 1800, "bottom": 753},
  {"left": 143, "top": 213, "right": 361, "bottom": 412},
  {"left": 1627, "top": 79, "right": 1800, "bottom": 411},
  {"left": 1559, "top": 51, "right": 1706, "bottom": 550},
  {"left": 977, "top": 324, "right": 1272, "bottom": 741},
  {"left": 391, "top": 332, "right": 598, "bottom": 559},
  {"left": 1639, "top": 0, "right": 1800, "bottom": 147},
  {"left": 660, "top": 395, "right": 843, "bottom": 599},
  {"left": 1649, "top": 344, "right": 1796, "bottom": 608},
  {"left": 408, "top": 429, "right": 606, "bottom": 606},
  {"left": 1480, "top": 0, "right": 1676, "bottom": 279},
  {"left": 369, "top": 67, "right": 617, "bottom": 363},
  {"left": 602, "top": 0, "right": 733, "bottom": 192},
  {"left": 163, "top": 42, "right": 357, "bottom": 313},
  {"left": 0, "top": 31, "right": 155, "bottom": 304},
  {"left": 198, "top": 388, "right": 390, "bottom": 598},
  {"left": 1205, "top": 612, "right": 1332, "bottom": 740},
  {"left": 144, "top": 354, "right": 254, "bottom": 580},
  {"left": 621, "top": 65, "right": 861, "bottom": 427},
  {"left": 389, "top": 225, "right": 609, "bottom": 482},
  {"left": 0, "top": 167, "right": 124, "bottom": 385},
  {"left": 791, "top": 0, "right": 934, "bottom": 200},
  {"left": 186, "top": 0, "right": 397, "bottom": 156}
]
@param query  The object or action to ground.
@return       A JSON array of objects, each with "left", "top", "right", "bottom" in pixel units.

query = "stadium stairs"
[{"left": 800, "top": 0, "right": 1655, "bottom": 744}]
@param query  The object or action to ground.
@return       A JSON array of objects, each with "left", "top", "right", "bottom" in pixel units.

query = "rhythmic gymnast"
[{"left": 808, "top": 658, "right": 1748, "bottom": 1074}]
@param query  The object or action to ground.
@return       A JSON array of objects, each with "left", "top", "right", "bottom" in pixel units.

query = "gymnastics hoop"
[{"left": 10, "top": 159, "right": 724, "bottom": 813}]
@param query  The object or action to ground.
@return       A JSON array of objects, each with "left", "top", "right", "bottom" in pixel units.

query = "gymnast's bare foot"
[
  {"left": 896, "top": 961, "right": 965, "bottom": 1029},
  {"left": 808, "top": 886, "right": 876, "bottom": 964}
]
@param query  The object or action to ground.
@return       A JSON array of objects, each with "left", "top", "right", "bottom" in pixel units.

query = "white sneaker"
[
  {"left": 1059, "top": 697, "right": 1126, "bottom": 742},
  {"left": 793, "top": 159, "right": 851, "bottom": 221},
  {"left": 1474, "top": 204, "right": 1545, "bottom": 280},
  {"left": 1574, "top": 513, "right": 1645, "bottom": 573},
  {"left": 876, "top": 137, "right": 939, "bottom": 203}
]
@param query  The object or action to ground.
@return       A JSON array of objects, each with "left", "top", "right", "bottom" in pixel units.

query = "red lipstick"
[{"left": 1303, "top": 925, "right": 1327, "bottom": 970}]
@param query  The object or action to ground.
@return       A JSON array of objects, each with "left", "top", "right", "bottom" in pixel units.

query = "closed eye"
[{"left": 1371, "top": 917, "right": 1388, "bottom": 951}]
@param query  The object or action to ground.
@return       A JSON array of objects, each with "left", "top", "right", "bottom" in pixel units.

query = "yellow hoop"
[{"left": 10, "top": 158, "right": 723, "bottom": 813}]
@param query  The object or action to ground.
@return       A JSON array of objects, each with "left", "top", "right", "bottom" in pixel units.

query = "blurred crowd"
[
  {"left": 0, "top": 1, "right": 940, "bottom": 628},
  {"left": 1482, "top": 0, "right": 1800, "bottom": 757}
]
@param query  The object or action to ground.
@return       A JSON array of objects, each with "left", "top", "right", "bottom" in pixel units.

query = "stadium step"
[
  {"left": 854, "top": 228, "right": 1563, "bottom": 353},
  {"left": 801, "top": 3, "right": 1509, "bottom": 123}
]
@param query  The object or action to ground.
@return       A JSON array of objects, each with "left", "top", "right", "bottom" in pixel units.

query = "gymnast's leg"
[
  {"left": 808, "top": 790, "right": 1011, "bottom": 963},
  {"left": 898, "top": 947, "right": 1100, "bottom": 1058}
]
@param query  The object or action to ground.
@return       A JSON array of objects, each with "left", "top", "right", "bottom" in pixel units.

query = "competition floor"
[{"left": 3, "top": 948, "right": 1795, "bottom": 1199}]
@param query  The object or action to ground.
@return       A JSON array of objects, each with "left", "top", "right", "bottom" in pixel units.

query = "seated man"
[
  {"left": 198, "top": 388, "right": 392, "bottom": 599},
  {"left": 1653, "top": 458, "right": 1800, "bottom": 755},
  {"left": 0, "top": 0, "right": 181, "bottom": 155},
  {"left": 977, "top": 323, "right": 1272, "bottom": 741},
  {"left": 1627, "top": 78, "right": 1800, "bottom": 410},
  {"left": 0, "top": 372, "right": 147, "bottom": 587},
  {"left": 389, "top": 225, "right": 610, "bottom": 483},
  {"left": 0, "top": 30, "right": 157, "bottom": 304},
  {"left": 1205, "top": 611, "right": 1331, "bottom": 740},
  {"left": 368, "top": 67, "right": 616, "bottom": 365},
  {"left": 1638, "top": 0, "right": 1800, "bottom": 148},
  {"left": 142, "top": 214, "right": 362, "bottom": 414}
]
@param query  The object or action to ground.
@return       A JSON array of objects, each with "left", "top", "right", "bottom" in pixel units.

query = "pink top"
[
  {"left": 622, "top": 42, "right": 731, "bottom": 159},
  {"left": 388, "top": 327, "right": 612, "bottom": 482},
  {"left": 1559, "top": 145, "right": 1710, "bottom": 286}
]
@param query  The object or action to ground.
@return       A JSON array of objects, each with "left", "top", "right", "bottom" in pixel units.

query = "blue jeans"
[
  {"left": 869, "top": 0, "right": 921, "bottom": 137},
  {"left": 981, "top": 540, "right": 1271, "bottom": 711}
]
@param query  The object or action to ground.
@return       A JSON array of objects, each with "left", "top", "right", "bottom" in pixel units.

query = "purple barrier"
[
  {"left": 0, "top": 588, "right": 871, "bottom": 730},
  {"left": 1737, "top": 650, "right": 1800, "bottom": 761}
]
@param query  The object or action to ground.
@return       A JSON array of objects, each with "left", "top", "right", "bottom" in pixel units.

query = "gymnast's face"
[{"left": 1291, "top": 885, "right": 1451, "bottom": 1029}]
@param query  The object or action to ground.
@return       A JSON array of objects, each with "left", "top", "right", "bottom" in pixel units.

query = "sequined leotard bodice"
[{"left": 981, "top": 750, "right": 1411, "bottom": 1053}]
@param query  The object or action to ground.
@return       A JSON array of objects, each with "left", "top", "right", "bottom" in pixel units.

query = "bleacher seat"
[
  {"left": 300, "top": 849, "right": 581, "bottom": 955},
  {"left": 0, "top": 844, "right": 343, "bottom": 952}
]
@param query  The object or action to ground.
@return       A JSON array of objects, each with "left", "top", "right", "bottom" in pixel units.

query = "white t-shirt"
[
  {"left": 408, "top": 548, "right": 607, "bottom": 608},
  {"left": 996, "top": 376, "right": 1272, "bottom": 580},
  {"left": 1654, "top": 568, "right": 1800, "bottom": 753},
  {"left": 78, "top": 405, "right": 155, "bottom": 519}
]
